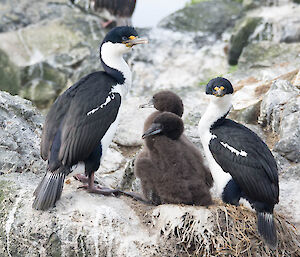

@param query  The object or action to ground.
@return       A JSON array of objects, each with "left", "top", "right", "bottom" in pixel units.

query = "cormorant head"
[
  {"left": 101, "top": 26, "right": 148, "bottom": 55},
  {"left": 206, "top": 77, "right": 233, "bottom": 98},
  {"left": 142, "top": 112, "right": 184, "bottom": 140},
  {"left": 139, "top": 91, "right": 184, "bottom": 117}
]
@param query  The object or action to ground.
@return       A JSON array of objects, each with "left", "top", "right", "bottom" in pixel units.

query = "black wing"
[
  {"left": 210, "top": 119, "right": 279, "bottom": 204},
  {"left": 58, "top": 72, "right": 121, "bottom": 166},
  {"left": 40, "top": 74, "right": 92, "bottom": 160}
]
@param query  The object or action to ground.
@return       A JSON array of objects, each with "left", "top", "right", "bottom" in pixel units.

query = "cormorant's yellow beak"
[
  {"left": 123, "top": 36, "right": 148, "bottom": 47},
  {"left": 213, "top": 86, "right": 226, "bottom": 97}
]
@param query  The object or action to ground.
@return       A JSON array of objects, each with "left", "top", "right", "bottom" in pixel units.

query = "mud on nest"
[{"left": 141, "top": 200, "right": 300, "bottom": 257}]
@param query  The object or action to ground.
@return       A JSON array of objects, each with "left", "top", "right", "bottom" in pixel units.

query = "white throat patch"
[
  {"left": 86, "top": 42, "right": 133, "bottom": 117},
  {"left": 198, "top": 94, "right": 233, "bottom": 196},
  {"left": 101, "top": 41, "right": 132, "bottom": 94}
]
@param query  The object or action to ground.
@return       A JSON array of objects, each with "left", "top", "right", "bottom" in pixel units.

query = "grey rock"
[
  {"left": 19, "top": 62, "right": 68, "bottom": 109},
  {"left": 0, "top": 2, "right": 104, "bottom": 67},
  {"left": 280, "top": 18, "right": 300, "bottom": 43},
  {"left": 228, "top": 17, "right": 262, "bottom": 65},
  {"left": 238, "top": 42, "right": 300, "bottom": 71},
  {"left": 229, "top": 101, "right": 261, "bottom": 124},
  {"left": 114, "top": 97, "right": 153, "bottom": 147},
  {"left": 277, "top": 163, "right": 300, "bottom": 230},
  {"left": 130, "top": 28, "right": 229, "bottom": 96},
  {"left": 0, "top": 0, "right": 69, "bottom": 32},
  {"left": 259, "top": 80, "right": 300, "bottom": 162},
  {"left": 159, "top": 0, "right": 243, "bottom": 38},
  {"left": 259, "top": 79, "right": 297, "bottom": 132},
  {"left": 274, "top": 97, "right": 300, "bottom": 162},
  {"left": 0, "top": 48, "right": 21, "bottom": 95},
  {"left": 0, "top": 91, "right": 45, "bottom": 173}
]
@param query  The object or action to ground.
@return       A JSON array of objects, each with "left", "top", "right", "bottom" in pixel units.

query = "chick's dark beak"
[
  {"left": 124, "top": 36, "right": 148, "bottom": 47},
  {"left": 142, "top": 123, "right": 163, "bottom": 139},
  {"left": 213, "top": 86, "right": 226, "bottom": 97},
  {"left": 139, "top": 98, "right": 154, "bottom": 109}
]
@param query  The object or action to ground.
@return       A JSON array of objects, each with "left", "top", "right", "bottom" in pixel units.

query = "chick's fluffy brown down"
[{"left": 135, "top": 125, "right": 213, "bottom": 206}]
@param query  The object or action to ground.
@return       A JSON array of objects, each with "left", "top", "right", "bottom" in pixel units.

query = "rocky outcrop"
[
  {"left": 159, "top": 0, "right": 243, "bottom": 37},
  {"left": 228, "top": 17, "right": 262, "bottom": 65},
  {"left": 1, "top": 0, "right": 300, "bottom": 255},
  {"left": 259, "top": 80, "right": 300, "bottom": 162},
  {"left": 0, "top": 91, "right": 45, "bottom": 173},
  {"left": 0, "top": 49, "right": 20, "bottom": 95},
  {"left": 0, "top": 0, "right": 105, "bottom": 109}
]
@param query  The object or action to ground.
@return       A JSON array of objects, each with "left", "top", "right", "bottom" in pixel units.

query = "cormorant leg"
[
  {"left": 118, "top": 191, "right": 153, "bottom": 205},
  {"left": 222, "top": 179, "right": 242, "bottom": 206},
  {"left": 77, "top": 173, "right": 154, "bottom": 204},
  {"left": 101, "top": 20, "right": 116, "bottom": 28},
  {"left": 78, "top": 172, "right": 120, "bottom": 196}
]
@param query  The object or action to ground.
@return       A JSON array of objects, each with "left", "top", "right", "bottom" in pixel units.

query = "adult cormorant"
[
  {"left": 198, "top": 77, "right": 279, "bottom": 248},
  {"left": 33, "top": 26, "right": 147, "bottom": 210}
]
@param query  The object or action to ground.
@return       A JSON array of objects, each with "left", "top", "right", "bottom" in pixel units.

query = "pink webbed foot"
[
  {"left": 74, "top": 174, "right": 98, "bottom": 184},
  {"left": 78, "top": 184, "right": 121, "bottom": 196},
  {"left": 101, "top": 20, "right": 116, "bottom": 28}
]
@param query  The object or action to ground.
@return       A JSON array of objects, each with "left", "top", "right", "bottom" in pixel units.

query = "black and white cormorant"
[
  {"left": 33, "top": 26, "right": 147, "bottom": 210},
  {"left": 198, "top": 77, "right": 279, "bottom": 248},
  {"left": 136, "top": 112, "right": 213, "bottom": 206}
]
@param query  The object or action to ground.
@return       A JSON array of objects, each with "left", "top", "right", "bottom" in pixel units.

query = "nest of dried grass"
[{"left": 149, "top": 201, "right": 300, "bottom": 257}]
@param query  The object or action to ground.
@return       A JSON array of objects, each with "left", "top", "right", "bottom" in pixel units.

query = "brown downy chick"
[
  {"left": 135, "top": 112, "right": 213, "bottom": 206},
  {"left": 140, "top": 90, "right": 184, "bottom": 132}
]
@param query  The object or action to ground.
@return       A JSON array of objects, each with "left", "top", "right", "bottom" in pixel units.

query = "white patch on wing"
[
  {"left": 220, "top": 141, "right": 248, "bottom": 157},
  {"left": 86, "top": 93, "right": 116, "bottom": 116}
]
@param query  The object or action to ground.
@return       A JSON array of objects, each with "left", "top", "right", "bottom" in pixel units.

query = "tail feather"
[
  {"left": 257, "top": 212, "right": 277, "bottom": 249},
  {"left": 33, "top": 171, "right": 66, "bottom": 210}
]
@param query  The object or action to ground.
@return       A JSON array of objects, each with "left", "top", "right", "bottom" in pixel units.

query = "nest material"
[{"left": 149, "top": 201, "right": 300, "bottom": 257}]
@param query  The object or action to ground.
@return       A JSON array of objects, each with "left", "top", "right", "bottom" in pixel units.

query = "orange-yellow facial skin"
[
  {"left": 126, "top": 36, "right": 137, "bottom": 47},
  {"left": 213, "top": 86, "right": 225, "bottom": 97}
]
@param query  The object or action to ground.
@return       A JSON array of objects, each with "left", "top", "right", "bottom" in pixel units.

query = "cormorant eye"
[{"left": 122, "top": 36, "right": 127, "bottom": 41}]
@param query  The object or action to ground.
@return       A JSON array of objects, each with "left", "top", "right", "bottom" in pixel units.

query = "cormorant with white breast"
[
  {"left": 198, "top": 77, "right": 279, "bottom": 248},
  {"left": 33, "top": 26, "right": 147, "bottom": 210},
  {"left": 136, "top": 112, "right": 213, "bottom": 206}
]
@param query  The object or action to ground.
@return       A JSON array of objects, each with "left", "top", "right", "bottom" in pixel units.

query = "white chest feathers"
[{"left": 198, "top": 95, "right": 233, "bottom": 196}]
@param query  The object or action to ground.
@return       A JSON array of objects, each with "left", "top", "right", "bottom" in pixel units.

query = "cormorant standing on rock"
[
  {"left": 33, "top": 26, "right": 147, "bottom": 210},
  {"left": 198, "top": 77, "right": 279, "bottom": 248},
  {"left": 136, "top": 112, "right": 213, "bottom": 206}
]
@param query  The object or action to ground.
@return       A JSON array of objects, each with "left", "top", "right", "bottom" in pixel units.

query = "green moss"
[
  {"left": 186, "top": 0, "right": 210, "bottom": 6},
  {"left": 0, "top": 49, "right": 21, "bottom": 95},
  {"left": 160, "top": 0, "right": 243, "bottom": 33},
  {"left": 228, "top": 65, "right": 238, "bottom": 74},
  {"left": 228, "top": 17, "right": 262, "bottom": 65}
]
